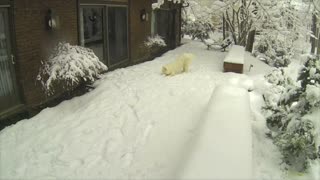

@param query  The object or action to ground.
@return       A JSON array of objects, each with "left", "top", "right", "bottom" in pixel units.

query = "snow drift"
[{"left": 178, "top": 85, "right": 253, "bottom": 179}]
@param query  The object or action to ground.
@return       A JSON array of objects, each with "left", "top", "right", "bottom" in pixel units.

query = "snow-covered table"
[
  {"left": 223, "top": 45, "right": 245, "bottom": 73},
  {"left": 178, "top": 85, "right": 253, "bottom": 179}
]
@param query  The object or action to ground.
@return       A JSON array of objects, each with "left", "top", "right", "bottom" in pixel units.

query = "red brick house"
[{"left": 0, "top": 0, "right": 182, "bottom": 122}]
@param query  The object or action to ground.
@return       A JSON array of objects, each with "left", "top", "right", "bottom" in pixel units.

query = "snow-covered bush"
[
  {"left": 263, "top": 68, "right": 294, "bottom": 108},
  {"left": 281, "top": 56, "right": 320, "bottom": 114},
  {"left": 182, "top": 18, "right": 214, "bottom": 40},
  {"left": 298, "top": 56, "right": 320, "bottom": 91},
  {"left": 263, "top": 56, "right": 320, "bottom": 172},
  {"left": 265, "top": 68, "right": 293, "bottom": 86},
  {"left": 144, "top": 35, "right": 166, "bottom": 48},
  {"left": 37, "top": 42, "right": 108, "bottom": 95},
  {"left": 254, "top": 35, "right": 294, "bottom": 68},
  {"left": 182, "top": 0, "right": 215, "bottom": 40},
  {"left": 275, "top": 119, "right": 318, "bottom": 171}
]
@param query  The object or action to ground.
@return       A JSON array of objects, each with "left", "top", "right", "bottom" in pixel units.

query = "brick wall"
[
  {"left": 14, "top": 0, "right": 78, "bottom": 107},
  {"left": 11, "top": 0, "right": 180, "bottom": 108},
  {"left": 129, "top": 0, "right": 182, "bottom": 63}
]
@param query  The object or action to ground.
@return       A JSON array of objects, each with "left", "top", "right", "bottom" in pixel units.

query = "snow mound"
[{"left": 178, "top": 85, "right": 253, "bottom": 179}]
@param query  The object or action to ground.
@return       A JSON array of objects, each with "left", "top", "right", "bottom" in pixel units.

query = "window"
[
  {"left": 108, "top": 7, "right": 128, "bottom": 65},
  {"left": 0, "top": 7, "right": 20, "bottom": 112},
  {"left": 80, "top": 6, "right": 104, "bottom": 63}
]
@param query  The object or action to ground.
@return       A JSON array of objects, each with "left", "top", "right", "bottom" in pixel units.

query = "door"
[
  {"left": 154, "top": 9, "right": 176, "bottom": 48},
  {"left": 79, "top": 6, "right": 105, "bottom": 64},
  {"left": 0, "top": 8, "right": 20, "bottom": 112},
  {"left": 80, "top": 5, "right": 129, "bottom": 67},
  {"left": 107, "top": 6, "right": 128, "bottom": 66}
]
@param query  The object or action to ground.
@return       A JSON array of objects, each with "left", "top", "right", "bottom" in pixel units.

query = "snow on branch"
[
  {"left": 152, "top": 0, "right": 181, "bottom": 9},
  {"left": 37, "top": 42, "right": 108, "bottom": 94}
]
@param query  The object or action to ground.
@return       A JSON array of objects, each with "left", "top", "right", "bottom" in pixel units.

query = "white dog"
[{"left": 162, "top": 53, "right": 195, "bottom": 76}]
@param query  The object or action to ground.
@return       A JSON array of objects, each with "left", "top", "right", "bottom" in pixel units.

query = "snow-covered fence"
[
  {"left": 178, "top": 85, "right": 253, "bottom": 179},
  {"left": 223, "top": 45, "right": 245, "bottom": 73}
]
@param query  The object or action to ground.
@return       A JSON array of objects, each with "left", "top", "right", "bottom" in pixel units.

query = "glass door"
[
  {"left": 80, "top": 6, "right": 106, "bottom": 64},
  {"left": 107, "top": 6, "right": 128, "bottom": 66},
  {"left": 0, "top": 8, "right": 20, "bottom": 112},
  {"left": 80, "top": 5, "right": 128, "bottom": 67},
  {"left": 154, "top": 9, "right": 176, "bottom": 48}
]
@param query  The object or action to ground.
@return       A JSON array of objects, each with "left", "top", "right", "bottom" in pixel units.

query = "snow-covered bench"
[
  {"left": 202, "top": 37, "right": 232, "bottom": 51},
  {"left": 178, "top": 85, "right": 253, "bottom": 179},
  {"left": 224, "top": 45, "right": 245, "bottom": 73}
]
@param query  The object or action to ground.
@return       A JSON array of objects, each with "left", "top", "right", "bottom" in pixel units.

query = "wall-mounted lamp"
[
  {"left": 45, "top": 9, "right": 60, "bottom": 30},
  {"left": 182, "top": 1, "right": 190, "bottom": 8},
  {"left": 140, "top": 9, "right": 148, "bottom": 22}
]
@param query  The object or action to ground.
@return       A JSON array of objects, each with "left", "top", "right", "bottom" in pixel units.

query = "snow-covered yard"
[{"left": 0, "top": 40, "right": 317, "bottom": 179}]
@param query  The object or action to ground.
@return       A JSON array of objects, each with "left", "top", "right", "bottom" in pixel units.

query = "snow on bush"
[
  {"left": 182, "top": 18, "right": 214, "bottom": 40},
  {"left": 299, "top": 55, "right": 320, "bottom": 89},
  {"left": 37, "top": 42, "right": 108, "bottom": 94},
  {"left": 275, "top": 119, "right": 318, "bottom": 171},
  {"left": 144, "top": 35, "right": 166, "bottom": 48},
  {"left": 262, "top": 56, "right": 320, "bottom": 172},
  {"left": 181, "top": 1, "right": 215, "bottom": 40},
  {"left": 265, "top": 68, "right": 295, "bottom": 86},
  {"left": 306, "top": 84, "right": 320, "bottom": 107},
  {"left": 263, "top": 68, "right": 294, "bottom": 108},
  {"left": 254, "top": 34, "right": 294, "bottom": 68}
]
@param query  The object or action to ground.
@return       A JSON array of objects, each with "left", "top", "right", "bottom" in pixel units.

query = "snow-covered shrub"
[
  {"left": 306, "top": 84, "right": 320, "bottom": 107},
  {"left": 263, "top": 56, "right": 320, "bottom": 172},
  {"left": 37, "top": 42, "right": 108, "bottom": 95},
  {"left": 275, "top": 119, "right": 318, "bottom": 171},
  {"left": 265, "top": 68, "right": 294, "bottom": 86},
  {"left": 298, "top": 56, "right": 320, "bottom": 91},
  {"left": 266, "top": 108, "right": 291, "bottom": 133},
  {"left": 254, "top": 35, "right": 294, "bottom": 68},
  {"left": 182, "top": 18, "right": 214, "bottom": 40},
  {"left": 144, "top": 35, "right": 166, "bottom": 48},
  {"left": 283, "top": 56, "right": 320, "bottom": 114},
  {"left": 181, "top": 0, "right": 215, "bottom": 40},
  {"left": 263, "top": 68, "right": 294, "bottom": 108}
]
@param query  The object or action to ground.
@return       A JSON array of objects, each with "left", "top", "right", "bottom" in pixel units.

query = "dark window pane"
[
  {"left": 108, "top": 7, "right": 128, "bottom": 65},
  {"left": 155, "top": 10, "right": 176, "bottom": 48},
  {"left": 80, "top": 7, "right": 105, "bottom": 64},
  {"left": 0, "top": 8, "right": 20, "bottom": 111}
]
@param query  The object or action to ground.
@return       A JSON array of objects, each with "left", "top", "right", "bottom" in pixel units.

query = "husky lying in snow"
[{"left": 162, "top": 53, "right": 195, "bottom": 76}]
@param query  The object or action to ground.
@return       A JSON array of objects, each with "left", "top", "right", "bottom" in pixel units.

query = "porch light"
[
  {"left": 140, "top": 9, "right": 148, "bottom": 22},
  {"left": 45, "top": 9, "right": 60, "bottom": 30}
]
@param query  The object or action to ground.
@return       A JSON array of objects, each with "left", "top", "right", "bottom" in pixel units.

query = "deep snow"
[
  {"left": 178, "top": 85, "right": 252, "bottom": 179},
  {"left": 0, "top": 40, "right": 314, "bottom": 179}
]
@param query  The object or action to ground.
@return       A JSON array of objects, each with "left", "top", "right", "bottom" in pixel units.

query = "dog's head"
[{"left": 162, "top": 66, "right": 168, "bottom": 75}]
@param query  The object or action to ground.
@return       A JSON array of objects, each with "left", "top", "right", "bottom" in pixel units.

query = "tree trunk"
[
  {"left": 223, "top": 15, "right": 226, "bottom": 39},
  {"left": 317, "top": 28, "right": 320, "bottom": 55},
  {"left": 226, "top": 19, "right": 229, "bottom": 32},
  {"left": 311, "top": 14, "right": 317, "bottom": 54},
  {"left": 246, "top": 29, "right": 255, "bottom": 52}
]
